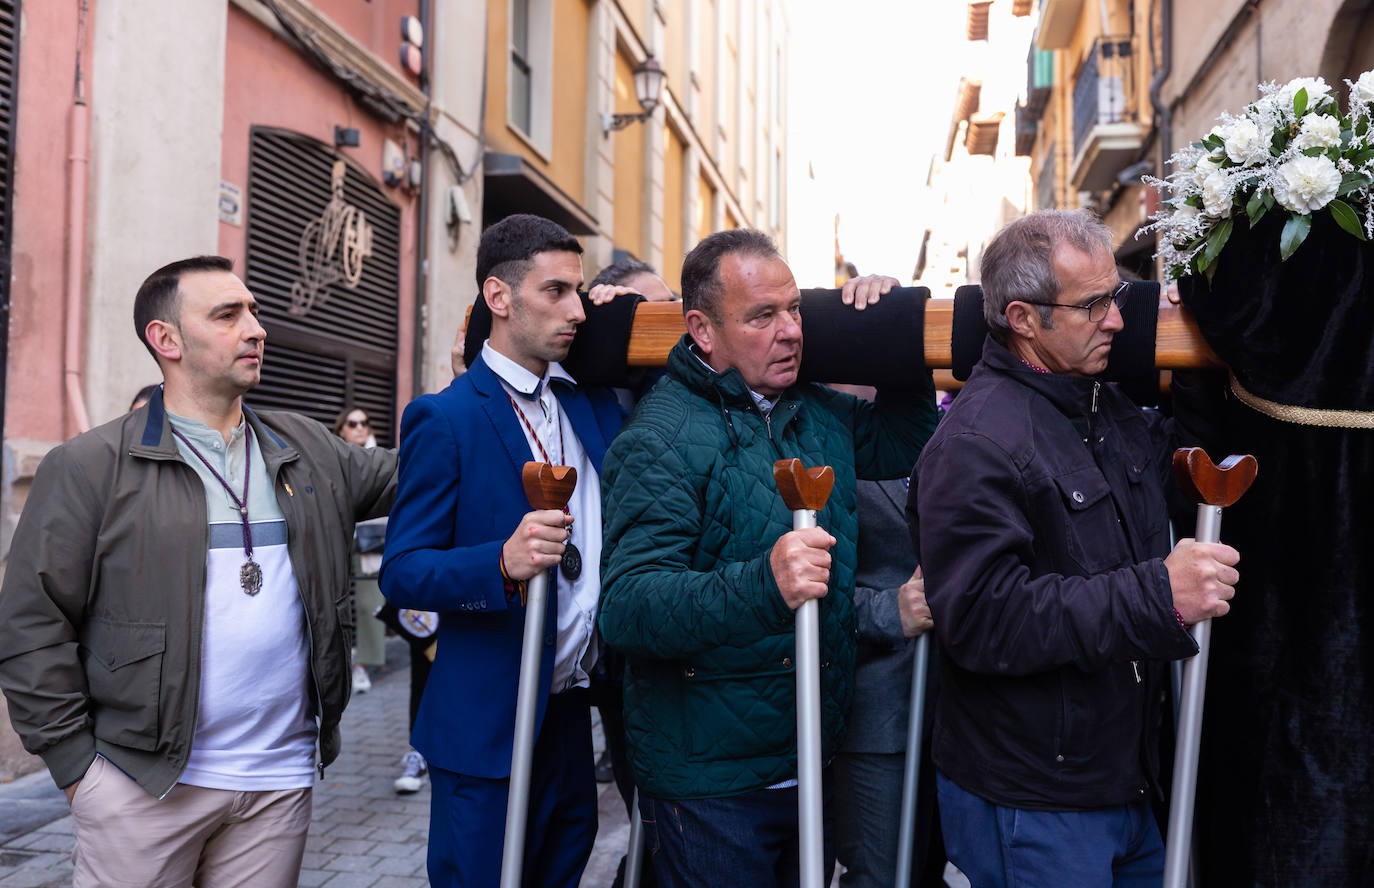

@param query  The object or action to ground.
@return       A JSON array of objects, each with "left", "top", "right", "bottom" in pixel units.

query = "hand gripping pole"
[
  {"left": 500, "top": 462, "right": 578, "bottom": 888},
  {"left": 773, "top": 459, "right": 836, "bottom": 888},
  {"left": 893, "top": 631, "right": 930, "bottom": 888},
  {"left": 1162, "top": 448, "right": 1257, "bottom": 888}
]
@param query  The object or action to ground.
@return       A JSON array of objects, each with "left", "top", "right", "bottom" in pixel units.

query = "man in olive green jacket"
[
  {"left": 598, "top": 229, "right": 937, "bottom": 887},
  {"left": 0, "top": 256, "right": 395, "bottom": 887}
]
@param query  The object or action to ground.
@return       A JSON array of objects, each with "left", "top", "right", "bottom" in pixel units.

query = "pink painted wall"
[
  {"left": 220, "top": 7, "right": 421, "bottom": 433},
  {"left": 312, "top": 0, "right": 425, "bottom": 83},
  {"left": 7, "top": 0, "right": 95, "bottom": 443}
]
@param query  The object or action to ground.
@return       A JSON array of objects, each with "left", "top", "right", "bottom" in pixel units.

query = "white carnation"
[
  {"left": 1350, "top": 70, "right": 1374, "bottom": 106},
  {"left": 1201, "top": 173, "right": 1233, "bottom": 217},
  {"left": 1194, "top": 155, "right": 1223, "bottom": 186},
  {"left": 1221, "top": 119, "right": 1269, "bottom": 166},
  {"left": 1277, "top": 76, "right": 1332, "bottom": 111},
  {"left": 1272, "top": 154, "right": 1341, "bottom": 212},
  {"left": 1292, "top": 114, "right": 1342, "bottom": 150}
]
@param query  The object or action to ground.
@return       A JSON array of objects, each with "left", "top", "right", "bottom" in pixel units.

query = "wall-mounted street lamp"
[{"left": 602, "top": 55, "right": 666, "bottom": 135}]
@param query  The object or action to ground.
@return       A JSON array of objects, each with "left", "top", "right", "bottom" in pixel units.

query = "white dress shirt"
[{"left": 482, "top": 342, "right": 602, "bottom": 693}]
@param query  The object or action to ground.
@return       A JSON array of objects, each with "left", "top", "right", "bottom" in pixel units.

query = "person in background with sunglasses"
[
  {"left": 907, "top": 210, "right": 1240, "bottom": 888},
  {"left": 332, "top": 409, "right": 383, "bottom": 698},
  {"left": 333, "top": 408, "right": 376, "bottom": 448}
]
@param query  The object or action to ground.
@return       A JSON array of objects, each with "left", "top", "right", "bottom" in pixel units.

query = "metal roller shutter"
[{"left": 242, "top": 126, "right": 401, "bottom": 447}]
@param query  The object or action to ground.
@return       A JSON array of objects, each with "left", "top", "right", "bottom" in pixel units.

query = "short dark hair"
[
  {"left": 132, "top": 255, "right": 235, "bottom": 359},
  {"left": 475, "top": 214, "right": 583, "bottom": 291},
  {"left": 680, "top": 229, "right": 779, "bottom": 323},
  {"left": 591, "top": 258, "right": 656, "bottom": 289}
]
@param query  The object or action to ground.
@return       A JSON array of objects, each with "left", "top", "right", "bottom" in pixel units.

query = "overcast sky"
[{"left": 786, "top": 1, "right": 967, "bottom": 286}]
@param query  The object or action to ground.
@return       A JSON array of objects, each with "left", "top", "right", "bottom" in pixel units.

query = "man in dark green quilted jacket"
[{"left": 599, "top": 229, "right": 939, "bottom": 887}]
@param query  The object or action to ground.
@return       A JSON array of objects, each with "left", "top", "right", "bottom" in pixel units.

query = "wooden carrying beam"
[
  {"left": 624, "top": 295, "right": 1221, "bottom": 370},
  {"left": 462, "top": 283, "right": 1222, "bottom": 389}
]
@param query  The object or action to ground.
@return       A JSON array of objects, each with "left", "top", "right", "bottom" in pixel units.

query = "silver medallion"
[
  {"left": 241, "top": 559, "right": 264, "bottom": 596},
  {"left": 560, "top": 541, "right": 582, "bottom": 581}
]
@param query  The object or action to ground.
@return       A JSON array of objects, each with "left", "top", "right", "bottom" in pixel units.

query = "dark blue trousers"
[
  {"left": 937, "top": 771, "right": 1165, "bottom": 888},
  {"left": 639, "top": 774, "right": 835, "bottom": 888},
  {"left": 426, "top": 690, "right": 596, "bottom": 888}
]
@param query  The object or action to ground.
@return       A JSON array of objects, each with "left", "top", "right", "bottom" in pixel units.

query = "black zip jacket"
[{"left": 908, "top": 337, "right": 1199, "bottom": 810}]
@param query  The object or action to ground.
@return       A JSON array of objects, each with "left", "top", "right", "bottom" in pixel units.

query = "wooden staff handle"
[
  {"left": 521, "top": 462, "right": 577, "bottom": 510},
  {"left": 772, "top": 459, "right": 835, "bottom": 512}
]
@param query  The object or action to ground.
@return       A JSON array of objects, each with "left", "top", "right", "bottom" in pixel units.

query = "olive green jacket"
[{"left": 0, "top": 390, "right": 395, "bottom": 798}]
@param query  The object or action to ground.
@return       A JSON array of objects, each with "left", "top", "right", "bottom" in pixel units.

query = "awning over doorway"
[{"left": 483, "top": 152, "right": 598, "bottom": 235}]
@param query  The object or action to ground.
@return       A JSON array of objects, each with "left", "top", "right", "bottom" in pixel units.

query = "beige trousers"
[{"left": 69, "top": 755, "right": 312, "bottom": 888}]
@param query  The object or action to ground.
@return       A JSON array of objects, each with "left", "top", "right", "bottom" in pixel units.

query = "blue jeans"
[
  {"left": 640, "top": 778, "right": 835, "bottom": 888},
  {"left": 937, "top": 772, "right": 1165, "bottom": 888}
]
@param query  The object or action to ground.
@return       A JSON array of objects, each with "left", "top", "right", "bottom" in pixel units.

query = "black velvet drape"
[{"left": 1180, "top": 211, "right": 1374, "bottom": 886}]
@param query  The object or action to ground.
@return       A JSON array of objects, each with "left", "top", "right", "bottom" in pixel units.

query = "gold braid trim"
[{"left": 1230, "top": 372, "right": 1374, "bottom": 429}]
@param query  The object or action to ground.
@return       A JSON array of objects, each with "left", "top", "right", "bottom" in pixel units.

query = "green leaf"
[
  {"left": 1294, "top": 87, "right": 1308, "bottom": 118},
  {"left": 1280, "top": 213, "right": 1312, "bottom": 260},
  {"left": 1339, "top": 173, "right": 1371, "bottom": 196},
  {"left": 1302, "top": 146, "right": 1326, "bottom": 157},
  {"left": 1198, "top": 217, "right": 1234, "bottom": 272},
  {"left": 1329, "top": 199, "right": 1368, "bottom": 240},
  {"left": 1192, "top": 140, "right": 1207, "bottom": 150},
  {"left": 1246, "top": 190, "right": 1269, "bottom": 227},
  {"left": 1264, "top": 191, "right": 1276, "bottom": 210},
  {"left": 1353, "top": 147, "right": 1374, "bottom": 168}
]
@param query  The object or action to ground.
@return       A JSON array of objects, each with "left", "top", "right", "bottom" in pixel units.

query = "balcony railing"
[
  {"left": 1015, "top": 104, "right": 1036, "bottom": 156},
  {"left": 1072, "top": 35, "right": 1137, "bottom": 158},
  {"left": 1024, "top": 47, "right": 1054, "bottom": 120}
]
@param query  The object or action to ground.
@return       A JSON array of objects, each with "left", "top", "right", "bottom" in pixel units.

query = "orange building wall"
[
  {"left": 484, "top": 0, "right": 590, "bottom": 209},
  {"left": 613, "top": 51, "right": 647, "bottom": 259},
  {"left": 698, "top": 0, "right": 717, "bottom": 141},
  {"left": 662, "top": 125, "right": 686, "bottom": 290},
  {"left": 220, "top": 7, "right": 420, "bottom": 431}
]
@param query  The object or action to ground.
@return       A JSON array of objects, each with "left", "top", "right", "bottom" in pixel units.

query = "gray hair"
[{"left": 979, "top": 210, "right": 1113, "bottom": 342}]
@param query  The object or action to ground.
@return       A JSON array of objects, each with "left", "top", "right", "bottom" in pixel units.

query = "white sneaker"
[
  {"left": 394, "top": 749, "right": 428, "bottom": 794},
  {"left": 351, "top": 664, "right": 372, "bottom": 694}
]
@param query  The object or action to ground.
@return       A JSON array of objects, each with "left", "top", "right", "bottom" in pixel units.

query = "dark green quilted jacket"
[{"left": 599, "top": 335, "right": 938, "bottom": 799}]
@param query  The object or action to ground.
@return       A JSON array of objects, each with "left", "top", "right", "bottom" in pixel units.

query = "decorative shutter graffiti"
[{"left": 242, "top": 127, "right": 400, "bottom": 446}]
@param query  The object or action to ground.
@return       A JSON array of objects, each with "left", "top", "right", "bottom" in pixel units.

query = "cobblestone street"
[{"left": 0, "top": 640, "right": 631, "bottom": 888}]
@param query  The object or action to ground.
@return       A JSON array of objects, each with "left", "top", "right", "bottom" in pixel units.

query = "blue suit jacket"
[{"left": 379, "top": 354, "right": 624, "bottom": 778}]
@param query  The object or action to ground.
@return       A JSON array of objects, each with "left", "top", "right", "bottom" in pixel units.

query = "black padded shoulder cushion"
[
  {"left": 462, "top": 291, "right": 646, "bottom": 387},
  {"left": 950, "top": 281, "right": 1160, "bottom": 383},
  {"left": 797, "top": 286, "right": 930, "bottom": 388}
]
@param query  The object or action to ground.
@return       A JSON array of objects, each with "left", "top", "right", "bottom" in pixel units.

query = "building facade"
[
  {"left": 1018, "top": 0, "right": 1374, "bottom": 277},
  {"left": 916, "top": 0, "right": 1035, "bottom": 297},
  {"left": 482, "top": 0, "right": 788, "bottom": 294},
  {"left": 0, "top": 0, "right": 787, "bottom": 780}
]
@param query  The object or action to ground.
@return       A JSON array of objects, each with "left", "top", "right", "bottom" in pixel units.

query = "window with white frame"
[{"left": 508, "top": 0, "right": 552, "bottom": 150}]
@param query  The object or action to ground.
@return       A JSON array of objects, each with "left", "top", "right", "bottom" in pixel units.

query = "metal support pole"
[
  {"left": 499, "top": 567, "right": 549, "bottom": 888},
  {"left": 500, "top": 462, "right": 577, "bottom": 888},
  {"left": 793, "top": 506, "right": 825, "bottom": 888},
  {"left": 1162, "top": 504, "right": 1222, "bottom": 888},
  {"left": 893, "top": 632, "right": 930, "bottom": 888},
  {"left": 624, "top": 788, "right": 646, "bottom": 888}
]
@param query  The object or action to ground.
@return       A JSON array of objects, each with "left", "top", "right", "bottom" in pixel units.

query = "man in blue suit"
[{"left": 380, "top": 214, "right": 625, "bottom": 887}]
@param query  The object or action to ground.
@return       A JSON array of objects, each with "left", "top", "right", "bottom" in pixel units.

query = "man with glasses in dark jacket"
[{"left": 908, "top": 210, "right": 1240, "bottom": 887}]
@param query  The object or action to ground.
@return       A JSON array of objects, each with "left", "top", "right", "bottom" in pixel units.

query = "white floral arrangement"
[{"left": 1147, "top": 72, "right": 1374, "bottom": 280}]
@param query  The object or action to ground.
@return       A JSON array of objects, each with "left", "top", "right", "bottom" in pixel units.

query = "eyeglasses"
[
  {"left": 345, "top": 418, "right": 370, "bottom": 429},
  {"left": 1018, "top": 281, "right": 1129, "bottom": 324}
]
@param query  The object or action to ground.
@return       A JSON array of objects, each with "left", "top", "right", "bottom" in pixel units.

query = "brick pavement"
[{"left": 0, "top": 638, "right": 635, "bottom": 888}]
